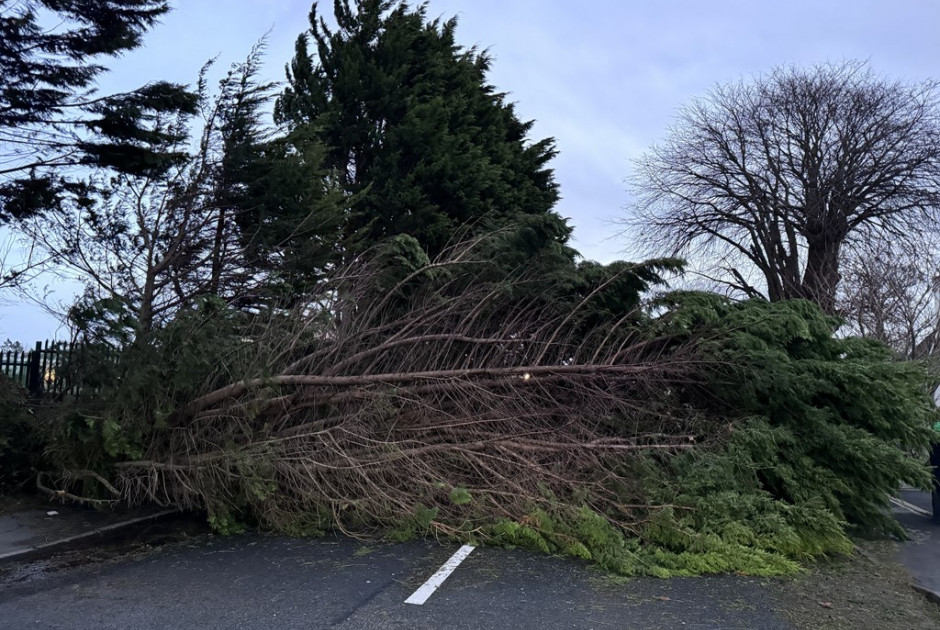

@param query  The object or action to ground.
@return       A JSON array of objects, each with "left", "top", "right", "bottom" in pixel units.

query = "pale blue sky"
[{"left": 3, "top": 0, "right": 939, "bottom": 342}]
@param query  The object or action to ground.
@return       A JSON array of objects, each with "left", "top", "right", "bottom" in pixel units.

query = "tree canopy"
[
  {"left": 18, "top": 45, "right": 349, "bottom": 338},
  {"left": 274, "top": 0, "right": 572, "bottom": 263},
  {"left": 629, "top": 61, "right": 940, "bottom": 313},
  {"left": 0, "top": 0, "right": 197, "bottom": 221}
]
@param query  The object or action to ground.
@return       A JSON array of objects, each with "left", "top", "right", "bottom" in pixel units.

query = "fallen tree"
[
  {"left": 111, "top": 238, "right": 707, "bottom": 546},
  {"left": 42, "top": 236, "right": 937, "bottom": 576}
]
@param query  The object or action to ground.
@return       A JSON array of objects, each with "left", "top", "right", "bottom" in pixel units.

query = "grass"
[{"left": 352, "top": 545, "right": 374, "bottom": 557}]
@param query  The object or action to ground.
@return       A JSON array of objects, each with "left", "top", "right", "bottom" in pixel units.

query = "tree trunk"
[
  {"left": 138, "top": 270, "right": 157, "bottom": 335},
  {"left": 209, "top": 207, "right": 226, "bottom": 295},
  {"left": 802, "top": 236, "right": 842, "bottom": 314}
]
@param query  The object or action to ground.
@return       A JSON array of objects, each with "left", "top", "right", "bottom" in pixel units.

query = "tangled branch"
[{"left": 112, "top": 239, "right": 712, "bottom": 539}]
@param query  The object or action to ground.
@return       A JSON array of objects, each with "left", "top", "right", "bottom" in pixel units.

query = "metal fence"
[{"left": 0, "top": 340, "right": 100, "bottom": 397}]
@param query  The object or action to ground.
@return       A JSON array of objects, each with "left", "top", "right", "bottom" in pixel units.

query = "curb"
[
  {"left": 0, "top": 509, "right": 180, "bottom": 565},
  {"left": 912, "top": 582, "right": 940, "bottom": 606},
  {"left": 890, "top": 496, "right": 932, "bottom": 517}
]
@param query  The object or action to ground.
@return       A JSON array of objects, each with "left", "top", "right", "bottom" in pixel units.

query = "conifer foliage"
[
  {"left": 652, "top": 293, "right": 935, "bottom": 537},
  {"left": 0, "top": 0, "right": 197, "bottom": 220},
  {"left": 275, "top": 0, "right": 571, "bottom": 260}
]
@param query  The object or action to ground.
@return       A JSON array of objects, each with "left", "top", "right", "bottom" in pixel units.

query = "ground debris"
[{"left": 769, "top": 540, "right": 940, "bottom": 630}]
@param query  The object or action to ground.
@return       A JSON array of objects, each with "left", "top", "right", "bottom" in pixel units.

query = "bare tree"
[
  {"left": 838, "top": 236, "right": 940, "bottom": 359},
  {"left": 629, "top": 61, "right": 940, "bottom": 313}
]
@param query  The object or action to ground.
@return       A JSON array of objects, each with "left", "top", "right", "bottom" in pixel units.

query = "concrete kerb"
[
  {"left": 912, "top": 582, "right": 940, "bottom": 606},
  {"left": 890, "top": 496, "right": 932, "bottom": 518},
  {"left": 0, "top": 508, "right": 180, "bottom": 565}
]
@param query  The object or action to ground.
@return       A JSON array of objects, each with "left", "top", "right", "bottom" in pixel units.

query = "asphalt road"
[
  {"left": 0, "top": 533, "right": 791, "bottom": 629},
  {"left": 895, "top": 489, "right": 940, "bottom": 596}
]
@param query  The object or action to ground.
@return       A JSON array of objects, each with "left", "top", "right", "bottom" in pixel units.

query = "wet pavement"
[
  {"left": 894, "top": 489, "right": 940, "bottom": 597},
  {"left": 0, "top": 497, "right": 175, "bottom": 562},
  {"left": 0, "top": 533, "right": 791, "bottom": 630}
]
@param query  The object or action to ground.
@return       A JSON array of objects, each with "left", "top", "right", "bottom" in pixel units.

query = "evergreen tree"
[
  {"left": 230, "top": 128, "right": 347, "bottom": 299},
  {"left": 274, "top": 0, "right": 572, "bottom": 262},
  {"left": 0, "top": 0, "right": 198, "bottom": 220},
  {"left": 215, "top": 44, "right": 346, "bottom": 300}
]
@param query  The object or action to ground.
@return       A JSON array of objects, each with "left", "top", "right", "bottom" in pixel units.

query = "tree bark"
[{"left": 802, "top": 235, "right": 842, "bottom": 314}]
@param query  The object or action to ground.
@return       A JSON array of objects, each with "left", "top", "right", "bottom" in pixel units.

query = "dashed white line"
[{"left": 404, "top": 544, "right": 475, "bottom": 605}]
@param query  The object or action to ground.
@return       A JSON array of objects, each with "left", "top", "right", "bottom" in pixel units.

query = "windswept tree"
[
  {"left": 629, "top": 61, "right": 940, "bottom": 313},
  {"left": 274, "top": 0, "right": 573, "bottom": 264},
  {"left": 0, "top": 0, "right": 197, "bottom": 221},
  {"left": 19, "top": 48, "right": 344, "bottom": 339}
]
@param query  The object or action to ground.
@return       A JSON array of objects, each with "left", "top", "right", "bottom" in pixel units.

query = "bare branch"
[{"left": 628, "top": 61, "right": 940, "bottom": 313}]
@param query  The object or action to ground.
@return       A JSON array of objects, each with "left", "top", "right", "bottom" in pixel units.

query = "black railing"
[{"left": 0, "top": 340, "right": 103, "bottom": 397}]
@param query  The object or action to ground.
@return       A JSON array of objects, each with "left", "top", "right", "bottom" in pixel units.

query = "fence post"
[{"left": 26, "top": 341, "right": 42, "bottom": 397}]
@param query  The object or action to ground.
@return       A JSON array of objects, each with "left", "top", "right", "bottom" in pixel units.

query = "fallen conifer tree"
[{"left": 43, "top": 236, "right": 938, "bottom": 576}]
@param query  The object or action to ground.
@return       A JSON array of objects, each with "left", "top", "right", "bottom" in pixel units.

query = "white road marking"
[{"left": 404, "top": 544, "right": 475, "bottom": 605}]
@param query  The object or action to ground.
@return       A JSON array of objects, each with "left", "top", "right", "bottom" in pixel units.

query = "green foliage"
[
  {"left": 214, "top": 46, "right": 347, "bottom": 300},
  {"left": 52, "top": 296, "right": 258, "bottom": 471},
  {"left": 275, "top": 0, "right": 572, "bottom": 262},
  {"left": 643, "top": 422, "right": 856, "bottom": 564},
  {"left": 449, "top": 487, "right": 473, "bottom": 506},
  {"left": 208, "top": 513, "right": 249, "bottom": 536},
  {"left": 68, "top": 295, "right": 138, "bottom": 347},
  {"left": 51, "top": 412, "right": 142, "bottom": 491},
  {"left": 232, "top": 126, "right": 347, "bottom": 298},
  {"left": 371, "top": 234, "right": 433, "bottom": 296},
  {"left": 0, "top": 0, "right": 198, "bottom": 220},
  {"left": 558, "top": 257, "right": 685, "bottom": 335},
  {"left": 485, "top": 504, "right": 805, "bottom": 578},
  {"left": 656, "top": 293, "right": 935, "bottom": 536},
  {"left": 387, "top": 503, "right": 440, "bottom": 542}
]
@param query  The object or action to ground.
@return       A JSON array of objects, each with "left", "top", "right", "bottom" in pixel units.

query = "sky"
[{"left": 4, "top": 0, "right": 940, "bottom": 342}]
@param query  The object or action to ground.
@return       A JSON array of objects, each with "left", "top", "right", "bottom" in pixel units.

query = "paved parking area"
[
  {"left": 894, "top": 489, "right": 940, "bottom": 598},
  {"left": 0, "top": 534, "right": 791, "bottom": 629}
]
